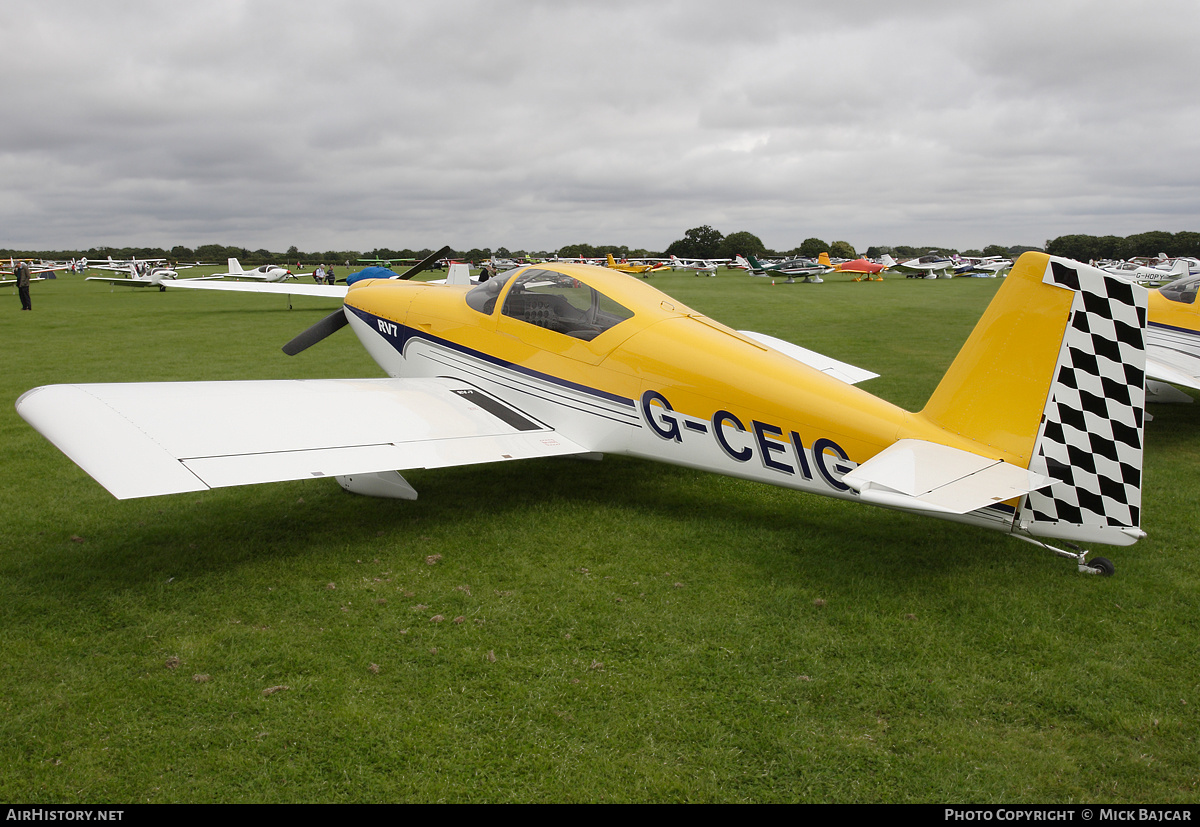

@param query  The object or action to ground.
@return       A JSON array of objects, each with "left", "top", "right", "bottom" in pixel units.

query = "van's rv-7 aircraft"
[
  {"left": 17, "top": 252, "right": 1148, "bottom": 575},
  {"left": 1144, "top": 273, "right": 1200, "bottom": 402}
]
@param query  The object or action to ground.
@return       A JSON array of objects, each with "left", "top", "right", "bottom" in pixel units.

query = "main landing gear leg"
[{"left": 1012, "top": 534, "right": 1115, "bottom": 576}]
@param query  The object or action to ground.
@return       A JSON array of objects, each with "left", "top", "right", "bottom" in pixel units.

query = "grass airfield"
[{"left": 2, "top": 267, "right": 1198, "bottom": 803}]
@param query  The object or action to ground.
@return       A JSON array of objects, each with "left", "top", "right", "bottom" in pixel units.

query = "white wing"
[
  {"left": 17, "top": 377, "right": 588, "bottom": 499},
  {"left": 1146, "top": 346, "right": 1200, "bottom": 392},
  {"left": 738, "top": 330, "right": 879, "bottom": 385},
  {"left": 163, "top": 279, "right": 349, "bottom": 298},
  {"left": 86, "top": 276, "right": 154, "bottom": 287}
]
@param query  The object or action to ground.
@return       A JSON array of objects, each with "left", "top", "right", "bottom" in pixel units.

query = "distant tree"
[
  {"left": 982, "top": 244, "right": 1009, "bottom": 257},
  {"left": 666, "top": 225, "right": 724, "bottom": 259},
  {"left": 717, "top": 230, "right": 766, "bottom": 260},
  {"left": 893, "top": 245, "right": 956, "bottom": 258},
  {"left": 829, "top": 240, "right": 857, "bottom": 259},
  {"left": 798, "top": 238, "right": 828, "bottom": 258},
  {"left": 170, "top": 245, "right": 194, "bottom": 261},
  {"left": 196, "top": 244, "right": 227, "bottom": 262},
  {"left": 1047, "top": 234, "right": 1117, "bottom": 262},
  {"left": 1124, "top": 231, "right": 1175, "bottom": 258},
  {"left": 558, "top": 244, "right": 594, "bottom": 258},
  {"left": 286, "top": 245, "right": 299, "bottom": 258},
  {"left": 1174, "top": 232, "right": 1200, "bottom": 257}
]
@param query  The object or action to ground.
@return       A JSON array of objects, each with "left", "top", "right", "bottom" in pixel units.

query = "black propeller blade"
[
  {"left": 282, "top": 308, "right": 350, "bottom": 356},
  {"left": 282, "top": 245, "right": 452, "bottom": 356},
  {"left": 396, "top": 245, "right": 452, "bottom": 280}
]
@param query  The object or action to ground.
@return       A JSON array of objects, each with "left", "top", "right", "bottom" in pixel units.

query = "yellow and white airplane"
[
  {"left": 17, "top": 253, "right": 1147, "bottom": 575},
  {"left": 605, "top": 254, "right": 670, "bottom": 276},
  {"left": 1144, "top": 273, "right": 1200, "bottom": 402}
]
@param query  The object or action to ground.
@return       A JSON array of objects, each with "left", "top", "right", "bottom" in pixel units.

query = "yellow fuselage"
[{"left": 341, "top": 264, "right": 1015, "bottom": 514}]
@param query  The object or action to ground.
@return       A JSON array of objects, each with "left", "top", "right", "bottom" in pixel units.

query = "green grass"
[{"left": 1, "top": 270, "right": 1197, "bottom": 803}]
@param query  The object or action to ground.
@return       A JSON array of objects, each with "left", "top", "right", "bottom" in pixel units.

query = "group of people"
[{"left": 309, "top": 263, "right": 337, "bottom": 285}]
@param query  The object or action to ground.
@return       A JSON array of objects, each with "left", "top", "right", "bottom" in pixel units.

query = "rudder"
[{"left": 919, "top": 253, "right": 1147, "bottom": 546}]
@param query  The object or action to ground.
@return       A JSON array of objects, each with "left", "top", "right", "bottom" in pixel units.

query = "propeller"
[
  {"left": 281, "top": 309, "right": 350, "bottom": 356},
  {"left": 396, "top": 245, "right": 452, "bottom": 280},
  {"left": 281, "top": 245, "right": 453, "bottom": 356}
]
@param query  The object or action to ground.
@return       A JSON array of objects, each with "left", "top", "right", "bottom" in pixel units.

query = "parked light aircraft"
[
  {"left": 605, "top": 254, "right": 669, "bottom": 276},
  {"left": 744, "top": 255, "right": 827, "bottom": 283},
  {"left": 153, "top": 248, "right": 455, "bottom": 302},
  {"left": 1143, "top": 273, "right": 1200, "bottom": 403},
  {"left": 86, "top": 264, "right": 223, "bottom": 292},
  {"left": 219, "top": 258, "right": 295, "bottom": 282},
  {"left": 18, "top": 253, "right": 1147, "bottom": 575},
  {"left": 3, "top": 258, "right": 70, "bottom": 278},
  {"left": 669, "top": 255, "right": 719, "bottom": 276},
  {"left": 86, "top": 256, "right": 168, "bottom": 271},
  {"left": 818, "top": 253, "right": 887, "bottom": 280},
  {"left": 1, "top": 259, "right": 68, "bottom": 286},
  {"left": 1101, "top": 257, "right": 1189, "bottom": 285},
  {"left": 882, "top": 254, "right": 955, "bottom": 279},
  {"left": 952, "top": 257, "right": 1013, "bottom": 278}
]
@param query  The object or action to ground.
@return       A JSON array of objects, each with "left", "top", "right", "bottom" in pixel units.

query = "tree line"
[
  {"left": 5, "top": 229, "right": 1195, "bottom": 267},
  {"left": 1044, "top": 231, "right": 1200, "bottom": 263}
]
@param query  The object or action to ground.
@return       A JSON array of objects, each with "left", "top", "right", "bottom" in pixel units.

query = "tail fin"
[
  {"left": 818, "top": 252, "right": 832, "bottom": 267},
  {"left": 227, "top": 257, "right": 244, "bottom": 275},
  {"left": 746, "top": 255, "right": 767, "bottom": 274},
  {"left": 881, "top": 254, "right": 897, "bottom": 268},
  {"left": 919, "top": 253, "right": 1147, "bottom": 546}
]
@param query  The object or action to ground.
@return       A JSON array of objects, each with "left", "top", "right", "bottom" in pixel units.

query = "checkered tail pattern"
[{"left": 1018, "top": 258, "right": 1147, "bottom": 540}]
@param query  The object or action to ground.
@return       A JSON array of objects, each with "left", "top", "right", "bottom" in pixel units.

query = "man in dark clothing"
[{"left": 15, "top": 261, "right": 32, "bottom": 310}]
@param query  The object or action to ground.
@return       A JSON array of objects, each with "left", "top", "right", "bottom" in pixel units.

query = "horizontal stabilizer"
[
  {"left": 738, "top": 330, "right": 879, "bottom": 385},
  {"left": 17, "top": 377, "right": 588, "bottom": 499},
  {"left": 842, "top": 439, "right": 1051, "bottom": 515}
]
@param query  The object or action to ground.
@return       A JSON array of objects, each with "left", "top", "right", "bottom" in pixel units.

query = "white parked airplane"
[
  {"left": 86, "top": 264, "right": 223, "bottom": 292},
  {"left": 1101, "top": 257, "right": 1190, "bottom": 285},
  {"left": 219, "top": 258, "right": 295, "bottom": 282},
  {"left": 881, "top": 254, "right": 955, "bottom": 279},
  {"left": 669, "top": 255, "right": 719, "bottom": 276}
]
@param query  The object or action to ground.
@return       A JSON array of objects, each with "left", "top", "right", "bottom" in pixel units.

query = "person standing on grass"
[{"left": 15, "top": 260, "right": 32, "bottom": 310}]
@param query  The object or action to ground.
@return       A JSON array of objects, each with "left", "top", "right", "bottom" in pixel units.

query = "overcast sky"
[{"left": 2, "top": 0, "right": 1196, "bottom": 255}]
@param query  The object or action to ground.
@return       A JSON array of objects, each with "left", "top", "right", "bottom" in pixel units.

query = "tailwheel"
[{"left": 1086, "top": 556, "right": 1115, "bottom": 577}]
